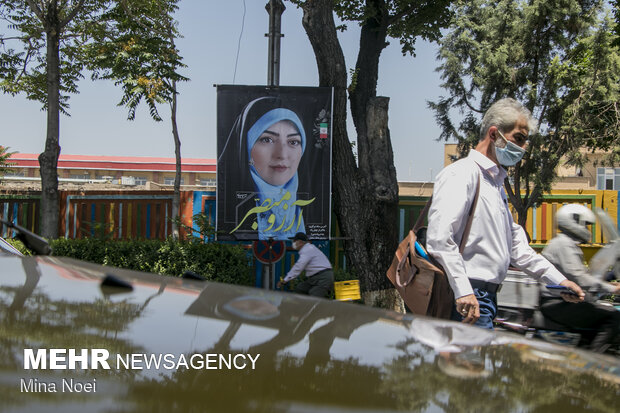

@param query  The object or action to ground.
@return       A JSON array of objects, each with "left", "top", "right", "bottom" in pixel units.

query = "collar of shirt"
[{"left": 468, "top": 149, "right": 507, "bottom": 184}]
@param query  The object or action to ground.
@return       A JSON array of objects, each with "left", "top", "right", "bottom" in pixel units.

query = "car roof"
[{"left": 2, "top": 253, "right": 619, "bottom": 412}]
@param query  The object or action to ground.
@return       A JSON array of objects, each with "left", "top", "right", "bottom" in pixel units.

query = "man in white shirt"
[
  {"left": 277, "top": 232, "right": 334, "bottom": 298},
  {"left": 426, "top": 98, "right": 584, "bottom": 329}
]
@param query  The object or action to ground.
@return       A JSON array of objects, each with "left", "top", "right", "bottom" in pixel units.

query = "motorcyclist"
[{"left": 540, "top": 204, "right": 620, "bottom": 353}]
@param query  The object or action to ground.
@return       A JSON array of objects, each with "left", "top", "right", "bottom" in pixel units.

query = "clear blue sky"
[{"left": 1, "top": 0, "right": 448, "bottom": 182}]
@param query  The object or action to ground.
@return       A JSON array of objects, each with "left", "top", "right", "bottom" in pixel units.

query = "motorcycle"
[{"left": 495, "top": 208, "right": 620, "bottom": 355}]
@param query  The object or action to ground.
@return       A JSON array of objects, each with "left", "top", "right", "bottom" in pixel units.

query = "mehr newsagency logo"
[{"left": 20, "top": 348, "right": 260, "bottom": 393}]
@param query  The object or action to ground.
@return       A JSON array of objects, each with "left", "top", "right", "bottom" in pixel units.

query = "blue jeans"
[{"left": 450, "top": 287, "right": 497, "bottom": 329}]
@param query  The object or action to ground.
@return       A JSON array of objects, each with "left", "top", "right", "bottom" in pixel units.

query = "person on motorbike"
[{"left": 541, "top": 204, "right": 620, "bottom": 353}]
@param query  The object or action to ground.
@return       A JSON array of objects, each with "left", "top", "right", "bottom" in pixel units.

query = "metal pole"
[
  {"left": 265, "top": 0, "right": 285, "bottom": 87},
  {"left": 268, "top": 237, "right": 274, "bottom": 290}
]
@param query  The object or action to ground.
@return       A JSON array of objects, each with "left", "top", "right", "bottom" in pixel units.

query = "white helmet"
[{"left": 556, "top": 204, "right": 595, "bottom": 243}]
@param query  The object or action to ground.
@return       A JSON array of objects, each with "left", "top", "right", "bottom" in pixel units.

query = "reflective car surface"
[{"left": 1, "top": 251, "right": 620, "bottom": 412}]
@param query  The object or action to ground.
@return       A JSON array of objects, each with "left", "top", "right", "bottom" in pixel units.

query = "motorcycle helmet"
[{"left": 556, "top": 204, "right": 595, "bottom": 243}]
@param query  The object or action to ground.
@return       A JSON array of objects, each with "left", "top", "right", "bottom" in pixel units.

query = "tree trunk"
[
  {"left": 301, "top": 0, "right": 401, "bottom": 311},
  {"left": 171, "top": 80, "right": 181, "bottom": 240},
  {"left": 39, "top": 22, "right": 61, "bottom": 239}
]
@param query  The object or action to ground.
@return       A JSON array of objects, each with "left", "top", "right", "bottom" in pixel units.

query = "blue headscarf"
[{"left": 246, "top": 108, "right": 306, "bottom": 240}]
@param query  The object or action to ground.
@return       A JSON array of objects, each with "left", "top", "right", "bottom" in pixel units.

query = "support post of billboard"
[{"left": 265, "top": 0, "right": 285, "bottom": 87}]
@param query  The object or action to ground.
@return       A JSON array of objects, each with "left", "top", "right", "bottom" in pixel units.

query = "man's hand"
[
  {"left": 455, "top": 294, "right": 480, "bottom": 324},
  {"left": 559, "top": 279, "right": 585, "bottom": 303},
  {"left": 277, "top": 279, "right": 286, "bottom": 289}
]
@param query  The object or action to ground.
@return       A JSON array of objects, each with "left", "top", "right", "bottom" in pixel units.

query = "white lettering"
[
  {"left": 23, "top": 349, "right": 46, "bottom": 370},
  {"left": 62, "top": 378, "right": 96, "bottom": 392},
  {"left": 163, "top": 354, "right": 176, "bottom": 370},
  {"left": 176, "top": 354, "right": 188, "bottom": 370},
  {"left": 24, "top": 349, "right": 110, "bottom": 370},
  {"left": 20, "top": 378, "right": 57, "bottom": 392},
  {"left": 143, "top": 353, "right": 162, "bottom": 370},
  {"left": 220, "top": 354, "right": 232, "bottom": 369},
  {"left": 49, "top": 349, "right": 66, "bottom": 370},
  {"left": 233, "top": 354, "right": 245, "bottom": 369},
  {"left": 91, "top": 349, "right": 110, "bottom": 369},
  {"left": 205, "top": 354, "right": 217, "bottom": 369},
  {"left": 131, "top": 353, "right": 144, "bottom": 370},
  {"left": 190, "top": 354, "right": 203, "bottom": 369},
  {"left": 247, "top": 354, "right": 260, "bottom": 369},
  {"left": 117, "top": 354, "right": 129, "bottom": 369},
  {"left": 68, "top": 349, "right": 88, "bottom": 370}
]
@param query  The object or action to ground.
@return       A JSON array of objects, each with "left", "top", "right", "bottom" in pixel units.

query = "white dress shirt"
[
  {"left": 426, "top": 150, "right": 566, "bottom": 299},
  {"left": 283, "top": 242, "right": 332, "bottom": 282}
]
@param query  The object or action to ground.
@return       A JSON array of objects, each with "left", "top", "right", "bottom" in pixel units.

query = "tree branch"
[
  {"left": 24, "top": 0, "right": 45, "bottom": 23},
  {"left": 387, "top": 2, "right": 417, "bottom": 25},
  {"left": 119, "top": 0, "right": 172, "bottom": 37},
  {"left": 0, "top": 34, "right": 42, "bottom": 42},
  {"left": 60, "top": 0, "right": 86, "bottom": 28}
]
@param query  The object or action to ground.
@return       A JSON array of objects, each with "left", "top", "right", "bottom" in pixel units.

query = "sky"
[{"left": 0, "top": 0, "right": 449, "bottom": 182}]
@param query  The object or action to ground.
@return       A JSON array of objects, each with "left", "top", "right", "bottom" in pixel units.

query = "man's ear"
[{"left": 488, "top": 126, "right": 499, "bottom": 142}]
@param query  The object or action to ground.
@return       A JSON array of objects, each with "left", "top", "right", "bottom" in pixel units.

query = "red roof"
[{"left": 8, "top": 153, "right": 216, "bottom": 173}]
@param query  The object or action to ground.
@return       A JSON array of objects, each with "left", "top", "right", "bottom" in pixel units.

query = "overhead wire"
[{"left": 232, "top": 0, "right": 247, "bottom": 84}]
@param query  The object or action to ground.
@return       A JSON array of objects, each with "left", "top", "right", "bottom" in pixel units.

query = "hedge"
[{"left": 45, "top": 238, "right": 254, "bottom": 286}]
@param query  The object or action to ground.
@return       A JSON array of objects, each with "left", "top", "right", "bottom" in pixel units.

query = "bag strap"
[
  {"left": 413, "top": 197, "right": 432, "bottom": 232},
  {"left": 414, "top": 171, "right": 481, "bottom": 253},
  {"left": 458, "top": 173, "right": 481, "bottom": 253}
]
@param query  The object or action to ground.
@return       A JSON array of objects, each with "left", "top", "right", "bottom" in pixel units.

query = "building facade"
[{"left": 3, "top": 153, "right": 217, "bottom": 188}]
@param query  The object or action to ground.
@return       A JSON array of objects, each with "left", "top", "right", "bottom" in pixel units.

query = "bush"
[
  {"left": 49, "top": 238, "right": 254, "bottom": 286},
  {"left": 3, "top": 238, "right": 31, "bottom": 255},
  {"left": 333, "top": 268, "right": 358, "bottom": 282}
]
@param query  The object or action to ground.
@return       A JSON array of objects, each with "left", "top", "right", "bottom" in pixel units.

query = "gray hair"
[{"left": 479, "top": 98, "right": 537, "bottom": 140}]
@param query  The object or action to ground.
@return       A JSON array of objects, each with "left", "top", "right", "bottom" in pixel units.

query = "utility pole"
[
  {"left": 260, "top": 0, "right": 285, "bottom": 291},
  {"left": 265, "top": 0, "right": 285, "bottom": 87}
]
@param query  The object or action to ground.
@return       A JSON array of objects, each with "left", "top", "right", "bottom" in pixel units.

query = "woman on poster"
[{"left": 220, "top": 97, "right": 313, "bottom": 240}]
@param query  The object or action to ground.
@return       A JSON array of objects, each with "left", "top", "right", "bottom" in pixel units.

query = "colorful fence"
[
  {"left": 60, "top": 191, "right": 195, "bottom": 239},
  {"left": 523, "top": 190, "right": 618, "bottom": 245},
  {"left": 1, "top": 190, "right": 196, "bottom": 240},
  {"left": 1, "top": 188, "right": 619, "bottom": 267},
  {"left": 191, "top": 191, "right": 216, "bottom": 241},
  {"left": 2, "top": 187, "right": 620, "bottom": 288},
  {"left": 0, "top": 194, "right": 40, "bottom": 237}
]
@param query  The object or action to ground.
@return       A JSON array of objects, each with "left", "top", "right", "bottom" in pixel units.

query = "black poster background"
[{"left": 216, "top": 85, "right": 333, "bottom": 241}]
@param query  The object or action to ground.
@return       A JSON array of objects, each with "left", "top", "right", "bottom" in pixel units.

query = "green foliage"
[
  {"left": 84, "top": 0, "right": 187, "bottom": 121},
  {"left": 0, "top": 146, "right": 15, "bottom": 174},
  {"left": 612, "top": 0, "right": 620, "bottom": 47},
  {"left": 348, "top": 67, "right": 359, "bottom": 93},
  {"left": 333, "top": 267, "right": 358, "bottom": 282},
  {"left": 0, "top": 1, "right": 139, "bottom": 239},
  {"left": 291, "top": 0, "right": 454, "bottom": 298},
  {"left": 171, "top": 213, "right": 216, "bottom": 243},
  {"left": 3, "top": 237, "right": 31, "bottom": 255},
  {"left": 50, "top": 238, "right": 254, "bottom": 286},
  {"left": 332, "top": 0, "right": 453, "bottom": 56},
  {"left": 429, "top": 0, "right": 620, "bottom": 222},
  {"left": 0, "top": 0, "right": 113, "bottom": 113}
]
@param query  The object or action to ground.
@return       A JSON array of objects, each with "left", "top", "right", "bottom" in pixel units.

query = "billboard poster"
[{"left": 216, "top": 85, "right": 333, "bottom": 241}]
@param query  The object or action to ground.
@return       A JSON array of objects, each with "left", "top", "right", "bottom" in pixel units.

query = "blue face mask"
[{"left": 495, "top": 130, "right": 526, "bottom": 166}]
